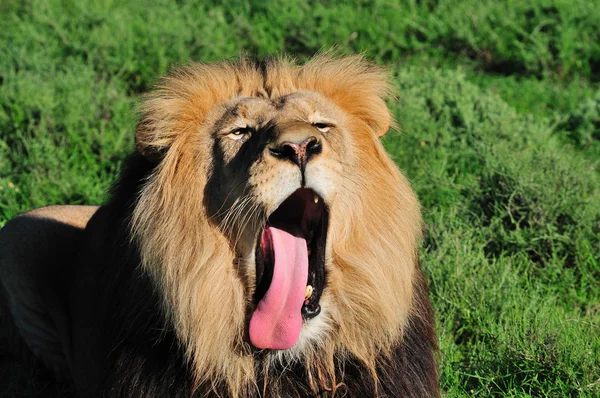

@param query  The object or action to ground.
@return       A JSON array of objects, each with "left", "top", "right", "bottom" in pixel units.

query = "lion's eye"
[
  {"left": 227, "top": 127, "right": 253, "bottom": 140},
  {"left": 313, "top": 123, "right": 331, "bottom": 133}
]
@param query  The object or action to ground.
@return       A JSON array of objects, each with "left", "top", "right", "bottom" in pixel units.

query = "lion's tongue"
[{"left": 249, "top": 226, "right": 308, "bottom": 350}]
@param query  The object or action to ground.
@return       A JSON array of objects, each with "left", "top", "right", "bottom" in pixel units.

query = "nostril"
[
  {"left": 305, "top": 137, "right": 321, "bottom": 155},
  {"left": 281, "top": 143, "right": 298, "bottom": 161},
  {"left": 269, "top": 147, "right": 283, "bottom": 158},
  {"left": 270, "top": 142, "right": 300, "bottom": 162}
]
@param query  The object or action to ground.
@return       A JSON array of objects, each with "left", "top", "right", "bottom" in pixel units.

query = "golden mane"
[{"left": 131, "top": 55, "right": 422, "bottom": 396}]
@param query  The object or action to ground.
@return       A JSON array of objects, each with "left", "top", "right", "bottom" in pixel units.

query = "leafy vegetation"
[{"left": 1, "top": 0, "right": 599, "bottom": 396}]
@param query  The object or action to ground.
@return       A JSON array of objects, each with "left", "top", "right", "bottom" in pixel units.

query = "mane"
[{"left": 130, "top": 55, "right": 423, "bottom": 396}]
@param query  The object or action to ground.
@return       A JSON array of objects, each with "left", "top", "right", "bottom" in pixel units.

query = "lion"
[{"left": 0, "top": 55, "right": 438, "bottom": 397}]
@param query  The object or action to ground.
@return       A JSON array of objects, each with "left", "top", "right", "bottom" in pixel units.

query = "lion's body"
[
  {"left": 0, "top": 206, "right": 97, "bottom": 376},
  {"left": 1, "top": 56, "right": 439, "bottom": 397}
]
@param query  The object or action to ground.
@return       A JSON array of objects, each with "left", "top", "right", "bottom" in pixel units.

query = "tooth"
[
  {"left": 313, "top": 194, "right": 319, "bottom": 203},
  {"left": 305, "top": 285, "right": 313, "bottom": 300}
]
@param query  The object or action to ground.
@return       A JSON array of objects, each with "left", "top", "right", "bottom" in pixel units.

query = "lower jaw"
[{"left": 301, "top": 295, "right": 322, "bottom": 320}]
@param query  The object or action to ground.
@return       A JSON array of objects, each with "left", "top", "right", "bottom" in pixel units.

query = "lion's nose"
[{"left": 269, "top": 136, "right": 321, "bottom": 168}]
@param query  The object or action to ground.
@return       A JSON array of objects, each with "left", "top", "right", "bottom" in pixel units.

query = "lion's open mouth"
[{"left": 249, "top": 188, "right": 328, "bottom": 350}]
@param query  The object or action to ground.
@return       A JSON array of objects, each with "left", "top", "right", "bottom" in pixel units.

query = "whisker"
[
  {"left": 232, "top": 200, "right": 261, "bottom": 247},
  {"left": 221, "top": 191, "right": 256, "bottom": 239},
  {"left": 209, "top": 179, "right": 250, "bottom": 221},
  {"left": 220, "top": 195, "right": 251, "bottom": 237}
]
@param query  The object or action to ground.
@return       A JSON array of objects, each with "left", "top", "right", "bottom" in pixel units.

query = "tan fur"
[
  {"left": 131, "top": 55, "right": 422, "bottom": 396},
  {"left": 23, "top": 205, "right": 98, "bottom": 229}
]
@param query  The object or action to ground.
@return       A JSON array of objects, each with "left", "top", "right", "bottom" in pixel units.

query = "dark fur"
[{"left": 60, "top": 153, "right": 439, "bottom": 397}]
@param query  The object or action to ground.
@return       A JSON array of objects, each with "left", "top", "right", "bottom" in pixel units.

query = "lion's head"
[{"left": 131, "top": 55, "right": 422, "bottom": 395}]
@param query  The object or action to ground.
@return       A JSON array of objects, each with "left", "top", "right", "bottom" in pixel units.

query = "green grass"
[{"left": 1, "top": 0, "right": 599, "bottom": 396}]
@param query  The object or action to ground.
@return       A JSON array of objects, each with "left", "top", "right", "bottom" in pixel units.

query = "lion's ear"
[
  {"left": 370, "top": 97, "right": 392, "bottom": 137},
  {"left": 134, "top": 91, "right": 190, "bottom": 163},
  {"left": 342, "top": 90, "right": 394, "bottom": 137},
  {"left": 135, "top": 115, "right": 167, "bottom": 162}
]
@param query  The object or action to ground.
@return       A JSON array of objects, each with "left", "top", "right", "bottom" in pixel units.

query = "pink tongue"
[{"left": 249, "top": 226, "right": 308, "bottom": 350}]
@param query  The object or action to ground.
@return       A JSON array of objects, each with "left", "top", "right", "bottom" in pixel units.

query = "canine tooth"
[
  {"left": 313, "top": 194, "right": 319, "bottom": 203},
  {"left": 305, "top": 285, "right": 313, "bottom": 300}
]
